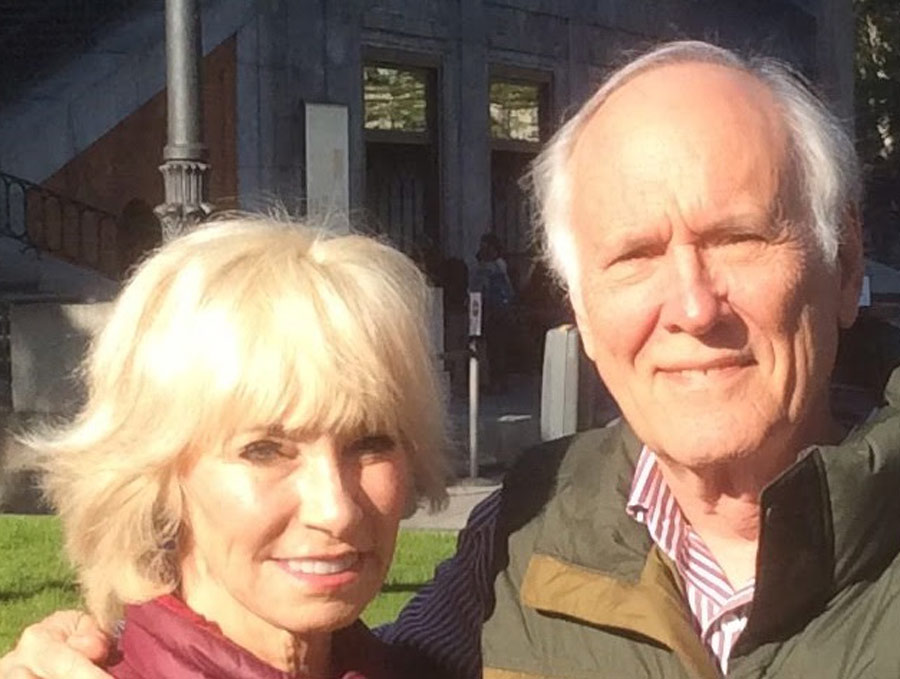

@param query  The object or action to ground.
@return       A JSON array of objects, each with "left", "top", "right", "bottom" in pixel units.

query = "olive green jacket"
[{"left": 482, "top": 373, "right": 900, "bottom": 679}]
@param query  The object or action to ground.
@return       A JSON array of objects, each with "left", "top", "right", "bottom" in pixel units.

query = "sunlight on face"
[
  {"left": 569, "top": 63, "right": 856, "bottom": 474},
  {"left": 177, "top": 427, "right": 410, "bottom": 663}
]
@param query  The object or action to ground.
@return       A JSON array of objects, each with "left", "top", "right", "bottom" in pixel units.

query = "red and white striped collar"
[{"left": 626, "top": 446, "right": 755, "bottom": 674}]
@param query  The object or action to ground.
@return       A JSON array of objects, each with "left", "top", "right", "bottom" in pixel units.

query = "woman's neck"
[
  {"left": 178, "top": 565, "right": 333, "bottom": 677},
  {"left": 273, "top": 632, "right": 332, "bottom": 678}
]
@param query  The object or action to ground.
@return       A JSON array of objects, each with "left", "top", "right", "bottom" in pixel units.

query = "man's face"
[{"left": 568, "top": 63, "right": 861, "bottom": 474}]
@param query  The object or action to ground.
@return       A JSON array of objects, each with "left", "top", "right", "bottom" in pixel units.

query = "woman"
[{"left": 30, "top": 216, "right": 449, "bottom": 678}]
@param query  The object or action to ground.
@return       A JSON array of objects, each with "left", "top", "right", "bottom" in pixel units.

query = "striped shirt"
[
  {"left": 378, "top": 489, "right": 501, "bottom": 679},
  {"left": 379, "top": 447, "right": 758, "bottom": 679},
  {"left": 626, "top": 447, "right": 754, "bottom": 674}
]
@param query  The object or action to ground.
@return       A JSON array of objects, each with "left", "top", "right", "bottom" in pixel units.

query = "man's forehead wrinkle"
[
  {"left": 575, "top": 61, "right": 789, "bottom": 164},
  {"left": 569, "top": 61, "right": 791, "bottom": 243}
]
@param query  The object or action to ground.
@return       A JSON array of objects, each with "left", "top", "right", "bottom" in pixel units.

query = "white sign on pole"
[
  {"left": 468, "top": 291, "right": 483, "bottom": 337},
  {"left": 304, "top": 103, "right": 349, "bottom": 233},
  {"left": 859, "top": 274, "right": 871, "bottom": 307}
]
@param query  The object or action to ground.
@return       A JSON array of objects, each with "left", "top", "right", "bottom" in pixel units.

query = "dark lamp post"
[{"left": 154, "top": 0, "right": 212, "bottom": 241}]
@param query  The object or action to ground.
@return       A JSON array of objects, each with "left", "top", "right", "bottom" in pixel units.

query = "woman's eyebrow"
[{"left": 264, "top": 423, "right": 287, "bottom": 436}]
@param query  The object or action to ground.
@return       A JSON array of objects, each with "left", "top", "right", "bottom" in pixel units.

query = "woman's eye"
[
  {"left": 346, "top": 434, "right": 397, "bottom": 456},
  {"left": 240, "top": 439, "right": 286, "bottom": 463}
]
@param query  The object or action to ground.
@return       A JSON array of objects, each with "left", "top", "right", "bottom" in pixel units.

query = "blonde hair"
[{"left": 34, "top": 215, "right": 449, "bottom": 630}]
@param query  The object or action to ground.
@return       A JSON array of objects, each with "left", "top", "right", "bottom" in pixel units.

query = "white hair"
[{"left": 529, "top": 40, "right": 861, "bottom": 290}]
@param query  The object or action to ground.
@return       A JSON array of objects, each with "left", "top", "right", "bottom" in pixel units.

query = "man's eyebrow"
[
  {"left": 597, "top": 210, "right": 779, "bottom": 256},
  {"left": 702, "top": 211, "right": 779, "bottom": 234},
  {"left": 601, "top": 229, "right": 666, "bottom": 254}
]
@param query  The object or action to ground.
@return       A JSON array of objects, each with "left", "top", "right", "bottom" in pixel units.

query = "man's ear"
[
  {"left": 837, "top": 203, "right": 864, "bottom": 329},
  {"left": 569, "top": 283, "right": 597, "bottom": 361}
]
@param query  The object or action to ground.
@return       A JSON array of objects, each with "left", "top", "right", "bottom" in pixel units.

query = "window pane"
[
  {"left": 364, "top": 66, "right": 428, "bottom": 132},
  {"left": 490, "top": 81, "right": 540, "bottom": 142}
]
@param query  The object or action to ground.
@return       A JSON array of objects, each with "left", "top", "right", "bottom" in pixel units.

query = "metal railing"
[
  {"left": 0, "top": 301, "right": 10, "bottom": 414},
  {"left": 0, "top": 171, "right": 119, "bottom": 277}
]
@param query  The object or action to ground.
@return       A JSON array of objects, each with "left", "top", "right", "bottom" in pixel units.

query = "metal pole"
[
  {"left": 155, "top": 0, "right": 212, "bottom": 241},
  {"left": 468, "top": 338, "right": 480, "bottom": 479}
]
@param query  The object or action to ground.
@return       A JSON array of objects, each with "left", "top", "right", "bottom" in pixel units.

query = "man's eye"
[
  {"left": 720, "top": 231, "right": 767, "bottom": 245},
  {"left": 610, "top": 244, "right": 664, "bottom": 266},
  {"left": 346, "top": 434, "right": 397, "bottom": 456},
  {"left": 240, "top": 439, "right": 286, "bottom": 463}
]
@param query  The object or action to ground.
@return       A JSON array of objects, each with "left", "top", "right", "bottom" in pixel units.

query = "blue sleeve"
[{"left": 375, "top": 489, "right": 502, "bottom": 679}]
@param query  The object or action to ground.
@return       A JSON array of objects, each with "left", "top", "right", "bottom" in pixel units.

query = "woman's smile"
[{"left": 273, "top": 553, "right": 365, "bottom": 590}]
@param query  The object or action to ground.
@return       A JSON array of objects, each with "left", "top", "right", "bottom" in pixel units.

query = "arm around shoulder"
[{"left": 0, "top": 611, "right": 112, "bottom": 679}]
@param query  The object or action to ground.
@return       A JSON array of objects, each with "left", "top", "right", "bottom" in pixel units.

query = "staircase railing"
[
  {"left": 0, "top": 171, "right": 119, "bottom": 277},
  {"left": 0, "top": 301, "right": 10, "bottom": 414}
]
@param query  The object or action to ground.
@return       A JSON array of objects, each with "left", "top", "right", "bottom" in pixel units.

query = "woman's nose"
[{"left": 294, "top": 438, "right": 363, "bottom": 536}]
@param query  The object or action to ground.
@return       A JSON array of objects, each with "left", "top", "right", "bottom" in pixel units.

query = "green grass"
[
  {"left": 0, "top": 515, "right": 457, "bottom": 654},
  {"left": 361, "top": 530, "right": 457, "bottom": 628},
  {"left": 0, "top": 516, "right": 82, "bottom": 654}
]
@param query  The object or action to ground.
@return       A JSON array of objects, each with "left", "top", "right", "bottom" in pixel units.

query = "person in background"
[{"left": 470, "top": 233, "right": 514, "bottom": 392}]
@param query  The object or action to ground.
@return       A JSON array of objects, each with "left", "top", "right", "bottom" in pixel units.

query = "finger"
[
  {"left": 4, "top": 666, "right": 42, "bottom": 679},
  {"left": 68, "top": 614, "right": 110, "bottom": 664},
  {"left": 30, "top": 648, "right": 112, "bottom": 679},
  {"left": 16, "top": 622, "right": 112, "bottom": 679},
  {"left": 26, "top": 611, "right": 85, "bottom": 643},
  {"left": 67, "top": 635, "right": 110, "bottom": 666}
]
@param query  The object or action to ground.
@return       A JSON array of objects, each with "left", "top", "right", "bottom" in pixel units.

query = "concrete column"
[
  {"left": 816, "top": 0, "right": 855, "bottom": 125},
  {"left": 564, "top": 14, "right": 593, "bottom": 118},
  {"left": 324, "top": 0, "right": 364, "bottom": 211},
  {"left": 458, "top": 0, "right": 491, "bottom": 261},
  {"left": 442, "top": 40, "right": 462, "bottom": 258}
]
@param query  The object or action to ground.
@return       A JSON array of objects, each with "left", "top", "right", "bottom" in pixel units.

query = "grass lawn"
[{"left": 0, "top": 514, "right": 457, "bottom": 655}]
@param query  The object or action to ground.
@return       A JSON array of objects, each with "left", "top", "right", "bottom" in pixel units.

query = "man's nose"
[
  {"left": 659, "top": 245, "right": 721, "bottom": 336},
  {"left": 294, "top": 438, "right": 362, "bottom": 536}
]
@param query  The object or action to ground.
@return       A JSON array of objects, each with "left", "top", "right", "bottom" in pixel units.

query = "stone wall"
[
  {"left": 0, "top": 0, "right": 842, "bottom": 266},
  {"left": 234, "top": 0, "right": 830, "bottom": 261},
  {"left": 1, "top": 302, "right": 111, "bottom": 513}
]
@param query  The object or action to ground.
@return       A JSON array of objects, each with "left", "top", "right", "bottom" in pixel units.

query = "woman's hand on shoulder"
[{"left": 0, "top": 611, "right": 111, "bottom": 679}]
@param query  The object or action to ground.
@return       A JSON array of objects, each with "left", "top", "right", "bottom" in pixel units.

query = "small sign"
[
  {"left": 859, "top": 274, "right": 871, "bottom": 308},
  {"left": 468, "top": 291, "right": 483, "bottom": 337},
  {"left": 305, "top": 102, "right": 349, "bottom": 233}
]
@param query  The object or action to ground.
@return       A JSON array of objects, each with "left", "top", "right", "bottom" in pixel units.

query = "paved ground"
[
  {"left": 398, "top": 371, "right": 541, "bottom": 531},
  {"left": 402, "top": 478, "right": 500, "bottom": 531}
]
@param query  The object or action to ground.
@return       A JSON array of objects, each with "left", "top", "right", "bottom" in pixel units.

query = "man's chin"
[{"left": 647, "top": 425, "right": 769, "bottom": 473}]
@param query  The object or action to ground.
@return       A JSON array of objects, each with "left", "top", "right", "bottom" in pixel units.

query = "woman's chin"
[{"left": 268, "top": 599, "right": 365, "bottom": 636}]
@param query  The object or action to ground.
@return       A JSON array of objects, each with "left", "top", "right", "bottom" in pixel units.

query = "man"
[{"left": 4, "top": 41, "right": 900, "bottom": 679}]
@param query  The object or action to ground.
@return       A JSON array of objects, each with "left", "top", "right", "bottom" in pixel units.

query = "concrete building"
[
  {"left": 0, "top": 0, "right": 856, "bottom": 507},
  {"left": 0, "top": 0, "right": 853, "bottom": 410},
  {"left": 1, "top": 0, "right": 853, "bottom": 281}
]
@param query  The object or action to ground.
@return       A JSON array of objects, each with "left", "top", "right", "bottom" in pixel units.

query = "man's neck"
[
  {"left": 656, "top": 457, "right": 763, "bottom": 586},
  {"left": 652, "top": 405, "right": 846, "bottom": 587}
]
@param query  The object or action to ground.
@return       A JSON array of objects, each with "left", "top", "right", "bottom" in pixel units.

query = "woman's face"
[{"left": 177, "top": 426, "right": 410, "bottom": 646}]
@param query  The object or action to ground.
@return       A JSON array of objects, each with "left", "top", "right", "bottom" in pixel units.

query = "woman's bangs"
[{"left": 194, "top": 304, "right": 407, "bottom": 446}]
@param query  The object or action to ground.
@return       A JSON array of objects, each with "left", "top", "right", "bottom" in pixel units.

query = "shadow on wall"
[
  {"left": 0, "top": 302, "right": 111, "bottom": 513},
  {"left": 117, "top": 198, "right": 162, "bottom": 276}
]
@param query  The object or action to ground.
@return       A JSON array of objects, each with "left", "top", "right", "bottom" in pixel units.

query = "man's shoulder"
[
  {"left": 506, "top": 420, "right": 635, "bottom": 489},
  {"left": 494, "top": 421, "right": 637, "bottom": 535}
]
